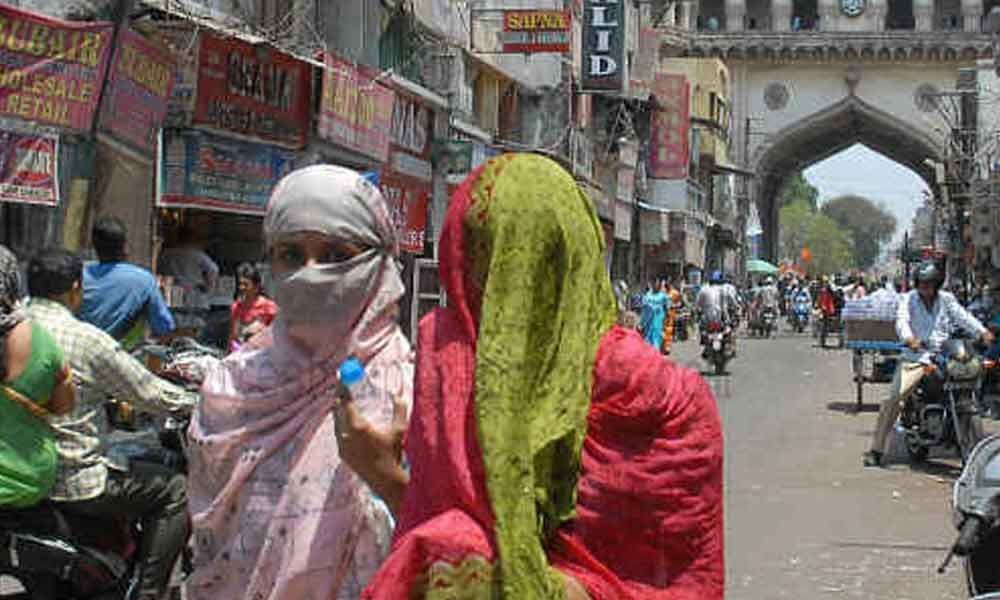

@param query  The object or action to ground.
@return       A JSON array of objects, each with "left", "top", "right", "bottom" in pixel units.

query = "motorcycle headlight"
[{"left": 947, "top": 358, "right": 982, "bottom": 381}]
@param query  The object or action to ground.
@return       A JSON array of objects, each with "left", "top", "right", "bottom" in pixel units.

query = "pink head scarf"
[{"left": 186, "top": 165, "right": 413, "bottom": 600}]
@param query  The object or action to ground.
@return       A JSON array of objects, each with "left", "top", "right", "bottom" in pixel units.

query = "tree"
[
  {"left": 805, "top": 213, "right": 855, "bottom": 275},
  {"left": 779, "top": 199, "right": 813, "bottom": 261},
  {"left": 821, "top": 195, "right": 897, "bottom": 270},
  {"left": 778, "top": 173, "right": 820, "bottom": 212}
]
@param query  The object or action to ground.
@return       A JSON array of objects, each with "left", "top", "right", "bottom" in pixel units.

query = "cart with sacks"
[{"left": 844, "top": 297, "right": 903, "bottom": 411}]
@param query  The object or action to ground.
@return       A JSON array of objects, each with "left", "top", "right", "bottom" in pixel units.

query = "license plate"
[{"left": 944, "top": 381, "right": 978, "bottom": 391}]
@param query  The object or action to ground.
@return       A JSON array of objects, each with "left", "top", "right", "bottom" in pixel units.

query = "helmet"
[
  {"left": 709, "top": 270, "right": 724, "bottom": 284},
  {"left": 914, "top": 261, "right": 944, "bottom": 289}
]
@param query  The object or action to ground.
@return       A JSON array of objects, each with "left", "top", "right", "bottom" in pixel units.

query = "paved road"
[{"left": 671, "top": 324, "right": 977, "bottom": 599}]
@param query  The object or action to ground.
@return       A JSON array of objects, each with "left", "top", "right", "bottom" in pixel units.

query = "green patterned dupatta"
[{"left": 462, "top": 154, "right": 617, "bottom": 599}]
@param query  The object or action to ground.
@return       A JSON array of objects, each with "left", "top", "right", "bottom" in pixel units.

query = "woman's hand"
[{"left": 332, "top": 385, "right": 409, "bottom": 515}]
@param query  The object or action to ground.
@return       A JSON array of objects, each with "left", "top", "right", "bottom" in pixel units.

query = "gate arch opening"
[{"left": 753, "top": 96, "right": 943, "bottom": 260}]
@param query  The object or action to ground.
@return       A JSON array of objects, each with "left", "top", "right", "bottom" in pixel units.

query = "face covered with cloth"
[
  {"left": 185, "top": 165, "right": 414, "bottom": 600},
  {"left": 361, "top": 153, "right": 725, "bottom": 599}
]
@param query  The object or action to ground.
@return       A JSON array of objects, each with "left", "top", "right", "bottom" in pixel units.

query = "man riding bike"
[{"left": 863, "top": 261, "right": 994, "bottom": 467}]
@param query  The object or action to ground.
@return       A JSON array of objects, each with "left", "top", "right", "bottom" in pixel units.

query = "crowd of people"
[{"left": 0, "top": 154, "right": 726, "bottom": 600}]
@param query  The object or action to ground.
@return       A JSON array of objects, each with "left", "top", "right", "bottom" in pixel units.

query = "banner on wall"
[
  {"left": 157, "top": 129, "right": 295, "bottom": 215},
  {"left": 0, "top": 129, "right": 59, "bottom": 206},
  {"left": 0, "top": 5, "right": 114, "bottom": 132},
  {"left": 318, "top": 52, "right": 396, "bottom": 162},
  {"left": 193, "top": 32, "right": 312, "bottom": 148},
  {"left": 378, "top": 90, "right": 434, "bottom": 254},
  {"left": 648, "top": 74, "right": 690, "bottom": 179},
  {"left": 98, "top": 27, "right": 175, "bottom": 156}
]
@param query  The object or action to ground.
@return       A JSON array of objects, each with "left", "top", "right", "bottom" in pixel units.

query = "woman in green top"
[{"left": 0, "top": 245, "right": 74, "bottom": 507}]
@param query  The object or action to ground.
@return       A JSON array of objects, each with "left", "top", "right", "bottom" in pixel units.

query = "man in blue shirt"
[{"left": 78, "top": 216, "right": 175, "bottom": 347}]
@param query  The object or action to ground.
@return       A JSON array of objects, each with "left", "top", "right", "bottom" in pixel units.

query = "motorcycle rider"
[
  {"left": 78, "top": 217, "right": 176, "bottom": 350},
  {"left": 863, "top": 261, "right": 994, "bottom": 468},
  {"left": 26, "top": 248, "right": 198, "bottom": 600},
  {"left": 751, "top": 276, "right": 780, "bottom": 328}
]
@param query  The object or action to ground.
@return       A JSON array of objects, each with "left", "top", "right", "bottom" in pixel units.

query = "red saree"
[{"left": 362, "top": 155, "right": 724, "bottom": 599}]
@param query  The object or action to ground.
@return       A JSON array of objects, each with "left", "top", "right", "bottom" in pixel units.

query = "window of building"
[
  {"left": 791, "top": 0, "right": 819, "bottom": 30},
  {"left": 697, "top": 0, "right": 726, "bottom": 30},
  {"left": 474, "top": 72, "right": 502, "bottom": 134},
  {"left": 745, "top": 0, "right": 772, "bottom": 30},
  {"left": 934, "top": 0, "right": 962, "bottom": 29},
  {"left": 886, "top": 0, "right": 916, "bottom": 29}
]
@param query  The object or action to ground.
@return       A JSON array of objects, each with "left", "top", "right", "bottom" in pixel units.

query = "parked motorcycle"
[
  {"left": 0, "top": 338, "right": 216, "bottom": 599},
  {"left": 701, "top": 320, "right": 735, "bottom": 375},
  {"left": 900, "top": 339, "right": 992, "bottom": 465},
  {"left": 939, "top": 433, "right": 1000, "bottom": 596}
]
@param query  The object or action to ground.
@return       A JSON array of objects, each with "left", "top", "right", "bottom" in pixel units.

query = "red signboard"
[
  {"left": 379, "top": 90, "right": 434, "bottom": 254},
  {"left": 98, "top": 27, "right": 175, "bottom": 155},
  {"left": 649, "top": 74, "right": 690, "bottom": 179},
  {"left": 318, "top": 52, "right": 395, "bottom": 162},
  {"left": 0, "top": 130, "right": 58, "bottom": 207},
  {"left": 0, "top": 5, "right": 113, "bottom": 132},
  {"left": 502, "top": 10, "right": 571, "bottom": 53},
  {"left": 193, "top": 32, "right": 311, "bottom": 148}
]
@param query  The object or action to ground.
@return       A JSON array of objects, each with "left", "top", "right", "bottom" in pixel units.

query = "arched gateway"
[{"left": 672, "top": 4, "right": 993, "bottom": 261}]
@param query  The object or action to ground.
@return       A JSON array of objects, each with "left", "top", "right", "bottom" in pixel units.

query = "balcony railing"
[{"left": 885, "top": 15, "right": 917, "bottom": 29}]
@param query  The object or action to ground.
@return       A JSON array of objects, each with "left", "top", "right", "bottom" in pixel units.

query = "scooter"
[
  {"left": 701, "top": 320, "right": 735, "bottom": 375},
  {"left": 792, "top": 300, "right": 810, "bottom": 334},
  {"left": 940, "top": 433, "right": 1000, "bottom": 597},
  {"left": 900, "top": 339, "right": 992, "bottom": 465}
]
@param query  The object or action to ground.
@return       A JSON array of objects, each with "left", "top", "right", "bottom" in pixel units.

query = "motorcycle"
[
  {"left": 675, "top": 308, "right": 691, "bottom": 342},
  {"left": 939, "top": 433, "right": 1000, "bottom": 597},
  {"left": 0, "top": 338, "right": 216, "bottom": 599},
  {"left": 900, "top": 339, "right": 992, "bottom": 465},
  {"left": 791, "top": 300, "right": 810, "bottom": 334},
  {"left": 701, "top": 320, "right": 735, "bottom": 375}
]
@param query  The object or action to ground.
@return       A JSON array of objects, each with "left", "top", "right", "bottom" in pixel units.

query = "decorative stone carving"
[
  {"left": 764, "top": 82, "right": 790, "bottom": 110},
  {"left": 915, "top": 83, "right": 940, "bottom": 112}
]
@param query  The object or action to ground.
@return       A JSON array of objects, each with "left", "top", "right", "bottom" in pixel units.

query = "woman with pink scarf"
[{"left": 184, "top": 165, "right": 413, "bottom": 600}]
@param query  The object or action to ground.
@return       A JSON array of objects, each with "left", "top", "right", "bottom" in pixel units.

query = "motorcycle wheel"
[
  {"left": 905, "top": 436, "right": 929, "bottom": 463},
  {"left": 715, "top": 358, "right": 726, "bottom": 376},
  {"left": 957, "top": 412, "right": 986, "bottom": 464}
]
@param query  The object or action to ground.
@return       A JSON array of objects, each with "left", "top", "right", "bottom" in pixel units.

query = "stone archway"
[{"left": 752, "top": 95, "right": 942, "bottom": 260}]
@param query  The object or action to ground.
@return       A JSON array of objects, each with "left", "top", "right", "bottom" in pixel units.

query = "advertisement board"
[
  {"left": 502, "top": 10, "right": 571, "bottom": 53},
  {"left": 0, "top": 130, "right": 58, "bottom": 206},
  {"left": 193, "top": 32, "right": 311, "bottom": 148},
  {"left": 318, "top": 52, "right": 395, "bottom": 162},
  {"left": 98, "top": 28, "right": 175, "bottom": 156},
  {"left": 158, "top": 129, "right": 296, "bottom": 215},
  {"left": 649, "top": 74, "right": 690, "bottom": 179},
  {"left": 0, "top": 5, "right": 114, "bottom": 132},
  {"left": 580, "top": 0, "right": 625, "bottom": 91}
]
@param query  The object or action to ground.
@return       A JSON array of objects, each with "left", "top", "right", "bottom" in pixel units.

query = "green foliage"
[
  {"left": 806, "top": 213, "right": 855, "bottom": 276},
  {"left": 779, "top": 173, "right": 820, "bottom": 212},
  {"left": 821, "top": 195, "right": 897, "bottom": 270}
]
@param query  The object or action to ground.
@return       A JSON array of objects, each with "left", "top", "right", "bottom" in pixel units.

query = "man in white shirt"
[
  {"left": 696, "top": 271, "right": 734, "bottom": 324},
  {"left": 864, "top": 262, "right": 994, "bottom": 467},
  {"left": 157, "top": 226, "right": 220, "bottom": 310}
]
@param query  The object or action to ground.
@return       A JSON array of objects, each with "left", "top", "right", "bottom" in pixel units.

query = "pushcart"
[{"left": 845, "top": 319, "right": 903, "bottom": 411}]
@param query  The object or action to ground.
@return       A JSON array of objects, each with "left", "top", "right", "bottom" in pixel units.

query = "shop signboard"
[
  {"left": 318, "top": 52, "right": 395, "bottom": 162},
  {"left": 193, "top": 32, "right": 311, "bottom": 148},
  {"left": 649, "top": 74, "right": 690, "bottom": 179},
  {"left": 380, "top": 91, "right": 434, "bottom": 254},
  {"left": 502, "top": 10, "right": 571, "bottom": 53},
  {"left": 0, "top": 5, "right": 114, "bottom": 132},
  {"left": 617, "top": 167, "right": 635, "bottom": 203},
  {"left": 0, "top": 129, "right": 58, "bottom": 206},
  {"left": 98, "top": 28, "right": 175, "bottom": 156},
  {"left": 157, "top": 129, "right": 295, "bottom": 216},
  {"left": 580, "top": 0, "right": 625, "bottom": 92}
]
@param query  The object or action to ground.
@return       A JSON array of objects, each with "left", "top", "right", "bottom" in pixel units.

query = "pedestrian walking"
[
  {"left": 185, "top": 166, "right": 414, "bottom": 600},
  {"left": 662, "top": 279, "right": 683, "bottom": 354},
  {"left": 641, "top": 281, "right": 670, "bottom": 350},
  {"left": 333, "top": 153, "right": 724, "bottom": 600}
]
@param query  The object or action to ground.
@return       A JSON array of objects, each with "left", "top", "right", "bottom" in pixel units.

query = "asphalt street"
[{"left": 670, "top": 322, "right": 985, "bottom": 599}]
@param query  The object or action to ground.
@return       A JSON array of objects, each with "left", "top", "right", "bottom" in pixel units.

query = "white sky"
[{"left": 802, "top": 144, "right": 929, "bottom": 245}]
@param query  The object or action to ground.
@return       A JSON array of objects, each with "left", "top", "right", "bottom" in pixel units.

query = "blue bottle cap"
[{"left": 338, "top": 357, "right": 365, "bottom": 386}]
